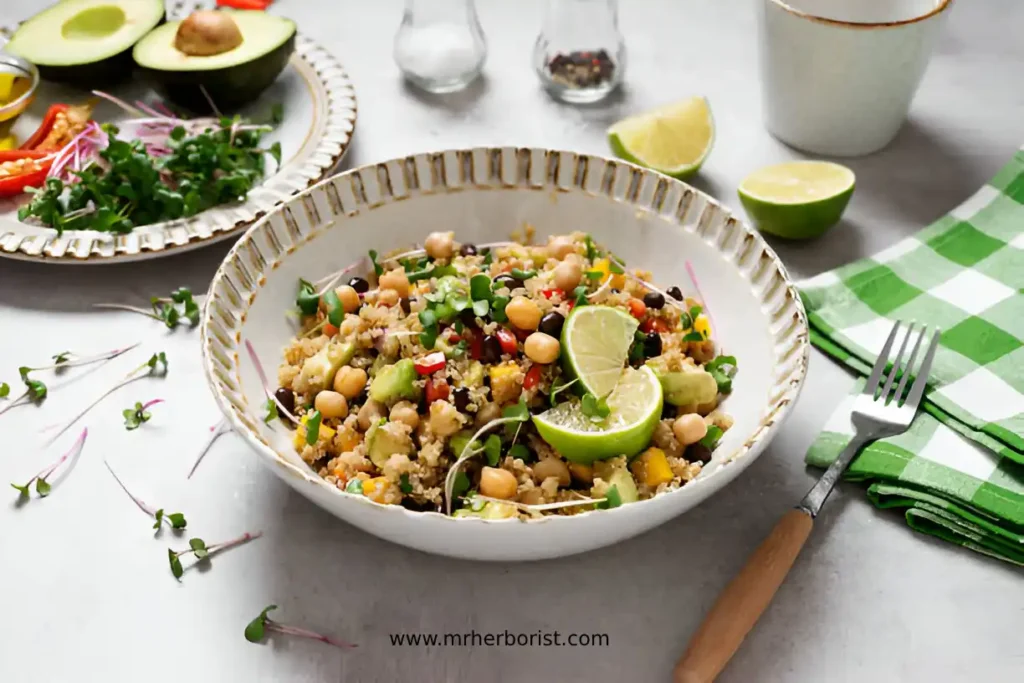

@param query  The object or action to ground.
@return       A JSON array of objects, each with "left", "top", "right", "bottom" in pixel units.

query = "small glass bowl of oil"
[{"left": 0, "top": 60, "right": 39, "bottom": 149}]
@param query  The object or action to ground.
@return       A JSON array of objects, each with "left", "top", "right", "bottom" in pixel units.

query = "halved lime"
[
  {"left": 738, "top": 161, "right": 855, "bottom": 240},
  {"left": 607, "top": 96, "right": 715, "bottom": 179},
  {"left": 560, "top": 305, "right": 639, "bottom": 398},
  {"left": 533, "top": 365, "right": 664, "bottom": 463}
]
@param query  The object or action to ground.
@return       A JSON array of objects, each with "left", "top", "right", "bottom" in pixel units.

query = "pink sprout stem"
[
  {"left": 103, "top": 460, "right": 157, "bottom": 518},
  {"left": 188, "top": 420, "right": 231, "bottom": 479},
  {"left": 266, "top": 622, "right": 357, "bottom": 650},
  {"left": 45, "top": 361, "right": 153, "bottom": 447},
  {"left": 140, "top": 398, "right": 165, "bottom": 411},
  {"left": 244, "top": 339, "right": 299, "bottom": 423},
  {"left": 31, "top": 343, "right": 141, "bottom": 374},
  {"left": 685, "top": 260, "right": 719, "bottom": 345},
  {"left": 313, "top": 257, "right": 369, "bottom": 293},
  {"left": 19, "top": 428, "right": 89, "bottom": 491},
  {"left": 206, "top": 531, "right": 262, "bottom": 557}
]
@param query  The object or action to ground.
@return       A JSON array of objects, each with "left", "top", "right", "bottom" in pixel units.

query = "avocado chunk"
[
  {"left": 132, "top": 9, "right": 297, "bottom": 111},
  {"left": 297, "top": 341, "right": 355, "bottom": 394},
  {"left": 366, "top": 421, "right": 413, "bottom": 468},
  {"left": 606, "top": 468, "right": 639, "bottom": 504},
  {"left": 6, "top": 0, "right": 166, "bottom": 86},
  {"left": 453, "top": 498, "right": 517, "bottom": 519},
  {"left": 647, "top": 353, "right": 718, "bottom": 407},
  {"left": 369, "top": 359, "right": 420, "bottom": 404}
]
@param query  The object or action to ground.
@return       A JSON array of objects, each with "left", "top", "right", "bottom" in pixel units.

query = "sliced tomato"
[{"left": 627, "top": 298, "right": 647, "bottom": 320}]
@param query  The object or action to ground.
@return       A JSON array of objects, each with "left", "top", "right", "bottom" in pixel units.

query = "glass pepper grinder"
[
  {"left": 394, "top": 0, "right": 487, "bottom": 94},
  {"left": 533, "top": 0, "right": 626, "bottom": 104}
]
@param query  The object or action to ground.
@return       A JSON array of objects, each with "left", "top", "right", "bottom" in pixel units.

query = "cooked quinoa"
[{"left": 274, "top": 230, "right": 737, "bottom": 519}]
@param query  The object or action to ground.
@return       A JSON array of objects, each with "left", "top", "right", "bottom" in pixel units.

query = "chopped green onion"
[
  {"left": 510, "top": 268, "right": 537, "bottom": 280},
  {"left": 304, "top": 410, "right": 322, "bottom": 445},
  {"left": 322, "top": 289, "right": 343, "bottom": 326}
]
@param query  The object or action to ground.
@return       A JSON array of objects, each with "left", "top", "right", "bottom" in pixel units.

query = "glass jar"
[
  {"left": 394, "top": 0, "right": 487, "bottom": 94},
  {"left": 533, "top": 0, "right": 625, "bottom": 104}
]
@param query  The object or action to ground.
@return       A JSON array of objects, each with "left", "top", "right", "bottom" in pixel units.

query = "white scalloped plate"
[
  {"left": 201, "top": 148, "right": 810, "bottom": 561},
  {"left": 0, "top": 0, "right": 356, "bottom": 263}
]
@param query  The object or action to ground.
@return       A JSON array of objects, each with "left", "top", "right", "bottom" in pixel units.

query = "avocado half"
[
  {"left": 6, "top": 0, "right": 165, "bottom": 86},
  {"left": 132, "top": 10, "right": 296, "bottom": 113}
]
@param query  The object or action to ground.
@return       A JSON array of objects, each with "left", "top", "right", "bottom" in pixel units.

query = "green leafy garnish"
[
  {"left": 548, "top": 377, "right": 579, "bottom": 406},
  {"left": 510, "top": 268, "right": 537, "bottom": 280},
  {"left": 682, "top": 331, "right": 705, "bottom": 342},
  {"left": 322, "top": 289, "right": 343, "bottom": 326},
  {"left": 584, "top": 234, "right": 598, "bottom": 261},
  {"left": 123, "top": 401, "right": 153, "bottom": 430},
  {"left": 598, "top": 484, "right": 622, "bottom": 509},
  {"left": 263, "top": 398, "right": 278, "bottom": 424},
  {"left": 451, "top": 471, "right": 471, "bottom": 499},
  {"left": 270, "top": 103, "right": 284, "bottom": 125},
  {"left": 368, "top": 249, "right": 384, "bottom": 277},
  {"left": 700, "top": 425, "right": 724, "bottom": 450},
  {"left": 689, "top": 305, "right": 703, "bottom": 320},
  {"left": 146, "top": 352, "right": 169, "bottom": 374},
  {"left": 51, "top": 351, "right": 72, "bottom": 365},
  {"left": 296, "top": 279, "right": 319, "bottom": 315},
  {"left": 399, "top": 473, "right": 413, "bottom": 494},
  {"left": 705, "top": 355, "right": 737, "bottom": 394},
  {"left": 572, "top": 286, "right": 589, "bottom": 308},
  {"left": 26, "top": 378, "right": 47, "bottom": 401},
  {"left": 483, "top": 434, "right": 502, "bottom": 466},
  {"left": 584, "top": 270, "right": 603, "bottom": 280},
  {"left": 481, "top": 249, "right": 493, "bottom": 266},
  {"left": 345, "top": 479, "right": 364, "bottom": 494},
  {"left": 0, "top": 383, "right": 8, "bottom": 398},
  {"left": 491, "top": 295, "right": 509, "bottom": 323},
  {"left": 508, "top": 443, "right": 531, "bottom": 461},
  {"left": 470, "top": 274, "right": 492, "bottom": 301},
  {"left": 608, "top": 259, "right": 624, "bottom": 275},
  {"left": 580, "top": 393, "right": 611, "bottom": 422},
  {"left": 304, "top": 410, "right": 322, "bottom": 445},
  {"left": 418, "top": 309, "right": 439, "bottom": 350}
]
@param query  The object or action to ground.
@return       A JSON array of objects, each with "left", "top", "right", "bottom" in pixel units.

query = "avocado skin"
[{"left": 136, "top": 33, "right": 296, "bottom": 113}]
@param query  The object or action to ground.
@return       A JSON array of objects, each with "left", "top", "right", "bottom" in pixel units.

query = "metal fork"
[{"left": 674, "top": 321, "right": 940, "bottom": 683}]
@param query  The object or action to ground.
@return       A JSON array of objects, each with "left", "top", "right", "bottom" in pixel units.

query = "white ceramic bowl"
[{"left": 201, "top": 148, "right": 809, "bottom": 561}]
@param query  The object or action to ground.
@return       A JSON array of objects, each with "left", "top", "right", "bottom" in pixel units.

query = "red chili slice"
[
  {"left": 523, "top": 365, "right": 542, "bottom": 390},
  {"left": 414, "top": 352, "right": 446, "bottom": 375}
]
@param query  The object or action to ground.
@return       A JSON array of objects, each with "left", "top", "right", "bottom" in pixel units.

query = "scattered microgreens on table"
[
  {"left": 123, "top": 399, "right": 163, "bottom": 430},
  {"left": 104, "top": 460, "right": 186, "bottom": 531},
  {"left": 11, "top": 428, "right": 89, "bottom": 500},
  {"left": 95, "top": 287, "right": 201, "bottom": 329},
  {"left": 187, "top": 420, "right": 232, "bottom": 479},
  {"left": 168, "top": 531, "right": 262, "bottom": 581},
  {"left": 244, "top": 605, "right": 356, "bottom": 650}
]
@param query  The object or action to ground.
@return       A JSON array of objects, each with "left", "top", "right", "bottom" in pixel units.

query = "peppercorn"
[
  {"left": 665, "top": 286, "right": 683, "bottom": 302},
  {"left": 493, "top": 273, "right": 524, "bottom": 291},
  {"left": 644, "top": 331, "right": 662, "bottom": 358},
  {"left": 643, "top": 291, "right": 666, "bottom": 310},
  {"left": 453, "top": 387, "right": 472, "bottom": 412},
  {"left": 348, "top": 276, "right": 369, "bottom": 294},
  {"left": 459, "top": 243, "right": 478, "bottom": 256},
  {"left": 538, "top": 311, "right": 565, "bottom": 338},
  {"left": 274, "top": 387, "right": 295, "bottom": 415},
  {"left": 481, "top": 334, "right": 503, "bottom": 364}
]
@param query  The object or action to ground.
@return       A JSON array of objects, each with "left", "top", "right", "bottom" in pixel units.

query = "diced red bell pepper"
[
  {"left": 496, "top": 329, "right": 518, "bottom": 356},
  {"left": 641, "top": 318, "right": 670, "bottom": 334},
  {"left": 425, "top": 378, "right": 449, "bottom": 403},
  {"left": 540, "top": 287, "right": 563, "bottom": 300},
  {"left": 468, "top": 332, "right": 483, "bottom": 361},
  {"left": 0, "top": 149, "right": 54, "bottom": 198},
  {"left": 523, "top": 365, "right": 542, "bottom": 390},
  {"left": 216, "top": 0, "right": 271, "bottom": 9},
  {"left": 414, "top": 351, "right": 446, "bottom": 375}
]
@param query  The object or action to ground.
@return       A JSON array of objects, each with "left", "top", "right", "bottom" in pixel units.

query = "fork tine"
[
  {"left": 904, "top": 329, "right": 941, "bottom": 408},
  {"left": 879, "top": 322, "right": 914, "bottom": 402},
  {"left": 863, "top": 320, "right": 901, "bottom": 396},
  {"left": 894, "top": 324, "right": 928, "bottom": 403}
]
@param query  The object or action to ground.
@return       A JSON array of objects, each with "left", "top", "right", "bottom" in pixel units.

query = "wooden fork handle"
[{"left": 673, "top": 509, "right": 814, "bottom": 683}]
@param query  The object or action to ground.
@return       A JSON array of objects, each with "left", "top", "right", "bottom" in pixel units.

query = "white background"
[{"left": 2, "top": 1, "right": 1023, "bottom": 682}]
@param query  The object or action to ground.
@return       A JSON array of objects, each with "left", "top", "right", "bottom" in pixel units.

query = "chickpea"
[
  {"left": 424, "top": 231, "right": 455, "bottom": 260},
  {"left": 333, "top": 366, "right": 368, "bottom": 400},
  {"left": 335, "top": 285, "right": 361, "bottom": 314},
  {"left": 520, "top": 488, "right": 545, "bottom": 506},
  {"left": 546, "top": 235, "right": 576, "bottom": 260},
  {"left": 314, "top": 390, "right": 348, "bottom": 419},
  {"left": 505, "top": 296, "right": 541, "bottom": 331},
  {"left": 474, "top": 402, "right": 502, "bottom": 428},
  {"left": 378, "top": 268, "right": 410, "bottom": 297},
  {"left": 568, "top": 462, "right": 593, "bottom": 484},
  {"left": 429, "top": 400, "right": 463, "bottom": 437},
  {"left": 389, "top": 401, "right": 420, "bottom": 429},
  {"left": 479, "top": 466, "right": 518, "bottom": 499},
  {"left": 553, "top": 259, "right": 582, "bottom": 291},
  {"left": 673, "top": 413, "right": 708, "bottom": 446},
  {"left": 532, "top": 458, "right": 571, "bottom": 487},
  {"left": 524, "top": 332, "right": 560, "bottom": 364},
  {"left": 378, "top": 288, "right": 400, "bottom": 307},
  {"left": 357, "top": 399, "right": 385, "bottom": 431}
]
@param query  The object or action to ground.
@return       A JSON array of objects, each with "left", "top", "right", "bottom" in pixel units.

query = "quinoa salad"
[{"left": 271, "top": 230, "right": 737, "bottom": 519}]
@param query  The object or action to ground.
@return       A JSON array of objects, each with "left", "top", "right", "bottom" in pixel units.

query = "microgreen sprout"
[
  {"left": 0, "top": 383, "right": 8, "bottom": 398},
  {"left": 304, "top": 410, "right": 322, "bottom": 445},
  {"left": 187, "top": 419, "right": 231, "bottom": 479},
  {"left": 94, "top": 287, "right": 200, "bottom": 328},
  {"left": 244, "top": 340, "right": 299, "bottom": 424},
  {"left": 45, "top": 351, "right": 169, "bottom": 446},
  {"left": 263, "top": 398, "right": 278, "bottom": 424},
  {"left": 705, "top": 355, "right": 738, "bottom": 394},
  {"left": 168, "top": 531, "right": 262, "bottom": 580},
  {"left": 580, "top": 393, "right": 611, "bottom": 422},
  {"left": 548, "top": 377, "right": 580, "bottom": 407},
  {"left": 123, "top": 399, "right": 163, "bottom": 430},
  {"left": 368, "top": 249, "right": 384, "bottom": 277},
  {"left": 103, "top": 460, "right": 186, "bottom": 532},
  {"left": 11, "top": 428, "right": 89, "bottom": 501},
  {"left": 52, "top": 351, "right": 72, "bottom": 365},
  {"left": 244, "top": 605, "right": 356, "bottom": 650}
]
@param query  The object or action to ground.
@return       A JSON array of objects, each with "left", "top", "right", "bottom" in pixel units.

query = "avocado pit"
[{"left": 174, "top": 11, "right": 243, "bottom": 57}]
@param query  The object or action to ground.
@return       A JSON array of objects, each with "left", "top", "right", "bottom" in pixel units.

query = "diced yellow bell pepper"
[
  {"left": 639, "top": 447, "right": 674, "bottom": 487},
  {"left": 694, "top": 315, "right": 711, "bottom": 339},
  {"left": 488, "top": 361, "right": 523, "bottom": 404},
  {"left": 591, "top": 258, "right": 626, "bottom": 289},
  {"left": 293, "top": 414, "right": 336, "bottom": 449},
  {"left": 336, "top": 427, "right": 361, "bottom": 452},
  {"left": 361, "top": 476, "right": 392, "bottom": 503}
]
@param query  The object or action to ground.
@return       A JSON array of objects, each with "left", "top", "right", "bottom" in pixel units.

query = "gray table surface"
[{"left": 2, "top": 1, "right": 1022, "bottom": 682}]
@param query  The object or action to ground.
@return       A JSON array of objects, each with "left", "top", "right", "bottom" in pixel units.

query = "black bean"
[
  {"left": 453, "top": 387, "right": 472, "bottom": 412},
  {"left": 643, "top": 291, "right": 665, "bottom": 310},
  {"left": 401, "top": 498, "right": 443, "bottom": 513},
  {"left": 459, "top": 308, "right": 478, "bottom": 328},
  {"left": 644, "top": 331, "right": 662, "bottom": 357},
  {"left": 688, "top": 443, "right": 713, "bottom": 464},
  {"left": 538, "top": 311, "right": 565, "bottom": 338},
  {"left": 274, "top": 387, "right": 295, "bottom": 415},
  {"left": 348, "top": 276, "right": 370, "bottom": 294},
  {"left": 661, "top": 403, "right": 678, "bottom": 420},
  {"left": 400, "top": 297, "right": 412, "bottom": 315},
  {"left": 493, "top": 273, "right": 523, "bottom": 291},
  {"left": 459, "top": 243, "right": 478, "bottom": 256},
  {"left": 665, "top": 286, "right": 683, "bottom": 302},
  {"left": 481, "top": 335, "right": 503, "bottom": 364}
]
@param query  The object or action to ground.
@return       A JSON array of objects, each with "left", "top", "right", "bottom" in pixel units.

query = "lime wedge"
[
  {"left": 607, "top": 96, "right": 714, "bottom": 179},
  {"left": 561, "top": 305, "right": 639, "bottom": 398},
  {"left": 533, "top": 365, "right": 664, "bottom": 463},
  {"left": 738, "top": 161, "right": 855, "bottom": 240}
]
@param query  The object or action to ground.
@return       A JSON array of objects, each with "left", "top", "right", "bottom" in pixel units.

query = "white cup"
[{"left": 759, "top": 0, "right": 953, "bottom": 157}]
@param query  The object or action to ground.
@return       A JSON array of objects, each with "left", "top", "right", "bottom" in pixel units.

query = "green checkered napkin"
[{"left": 799, "top": 146, "right": 1024, "bottom": 565}]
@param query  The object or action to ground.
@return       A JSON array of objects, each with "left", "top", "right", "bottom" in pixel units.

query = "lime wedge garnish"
[
  {"left": 607, "top": 96, "right": 715, "bottom": 179},
  {"left": 738, "top": 161, "right": 855, "bottom": 240},
  {"left": 560, "top": 305, "right": 638, "bottom": 398},
  {"left": 533, "top": 366, "right": 663, "bottom": 463}
]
